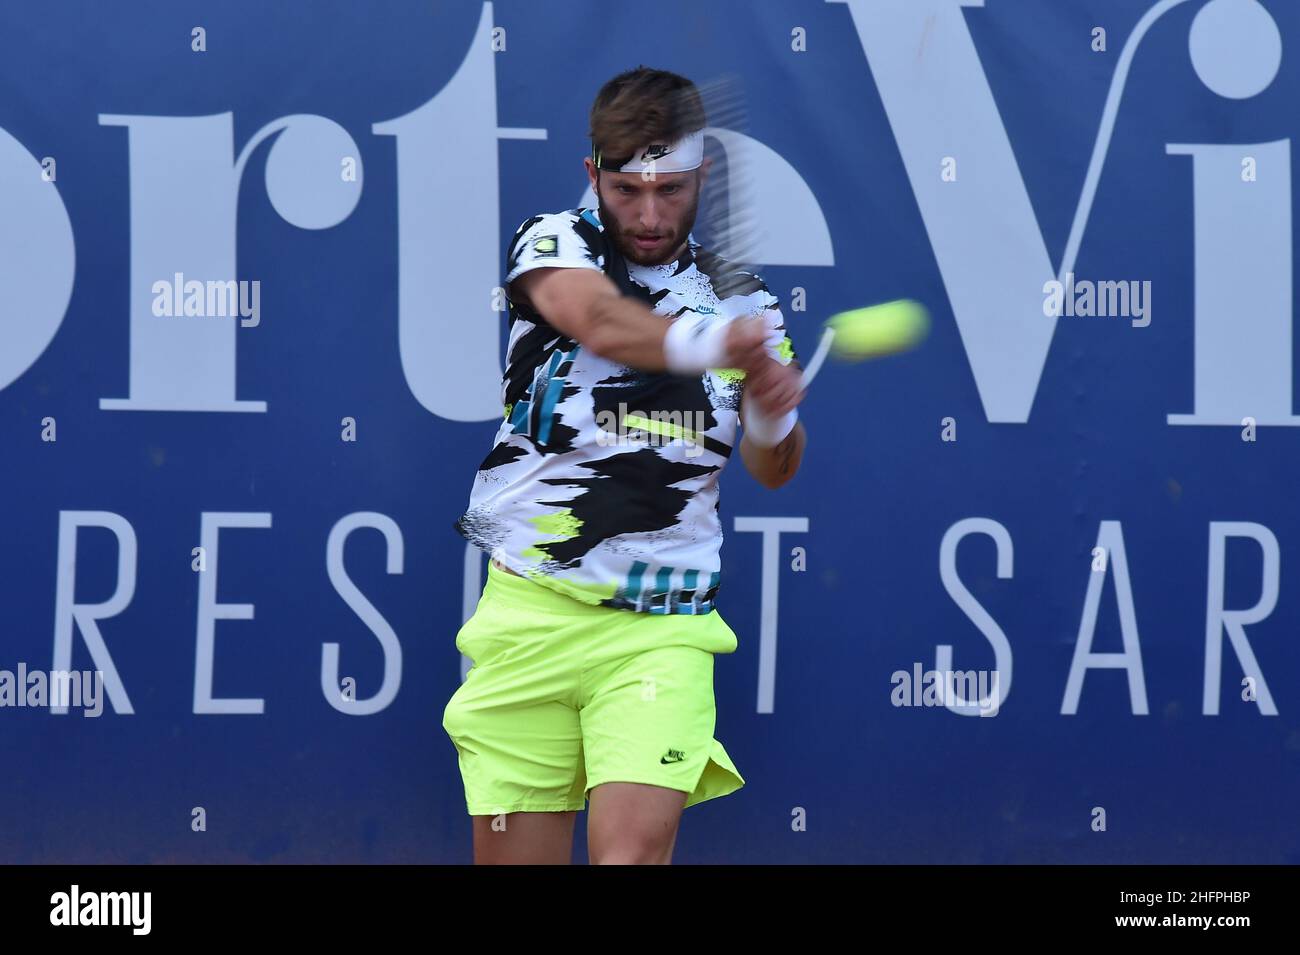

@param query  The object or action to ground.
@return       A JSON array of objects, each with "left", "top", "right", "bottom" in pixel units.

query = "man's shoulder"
[{"left": 507, "top": 209, "right": 606, "bottom": 262}]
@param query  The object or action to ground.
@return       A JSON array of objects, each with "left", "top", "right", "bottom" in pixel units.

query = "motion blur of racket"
[{"left": 695, "top": 73, "right": 930, "bottom": 391}]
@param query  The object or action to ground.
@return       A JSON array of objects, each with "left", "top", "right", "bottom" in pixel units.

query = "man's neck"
[{"left": 664, "top": 237, "right": 689, "bottom": 264}]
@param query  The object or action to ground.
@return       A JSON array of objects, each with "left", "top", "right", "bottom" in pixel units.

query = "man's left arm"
[
  {"left": 740, "top": 400, "right": 805, "bottom": 489},
  {"left": 737, "top": 288, "right": 806, "bottom": 489}
]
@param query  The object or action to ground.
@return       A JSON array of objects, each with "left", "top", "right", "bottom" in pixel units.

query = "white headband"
[{"left": 594, "top": 129, "right": 705, "bottom": 174}]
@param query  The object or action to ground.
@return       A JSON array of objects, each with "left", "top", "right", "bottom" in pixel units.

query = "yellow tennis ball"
[{"left": 826, "top": 300, "right": 930, "bottom": 359}]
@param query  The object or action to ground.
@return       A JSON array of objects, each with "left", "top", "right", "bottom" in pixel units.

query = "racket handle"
[{"left": 798, "top": 327, "right": 835, "bottom": 390}]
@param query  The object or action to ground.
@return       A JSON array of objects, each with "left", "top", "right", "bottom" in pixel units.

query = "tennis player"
[{"left": 443, "top": 66, "right": 806, "bottom": 864}]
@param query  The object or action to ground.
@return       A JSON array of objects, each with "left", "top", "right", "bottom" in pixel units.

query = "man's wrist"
[{"left": 742, "top": 405, "right": 799, "bottom": 448}]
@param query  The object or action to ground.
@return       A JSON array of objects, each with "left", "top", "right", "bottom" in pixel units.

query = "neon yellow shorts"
[{"left": 441, "top": 562, "right": 746, "bottom": 815}]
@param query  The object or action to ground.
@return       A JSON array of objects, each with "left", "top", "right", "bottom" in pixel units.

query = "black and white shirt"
[{"left": 454, "top": 207, "right": 796, "bottom": 614}]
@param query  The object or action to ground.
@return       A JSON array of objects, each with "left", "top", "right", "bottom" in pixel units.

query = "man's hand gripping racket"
[{"left": 731, "top": 299, "right": 932, "bottom": 447}]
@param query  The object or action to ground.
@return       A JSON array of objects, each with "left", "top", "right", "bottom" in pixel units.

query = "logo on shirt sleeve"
[{"left": 532, "top": 234, "right": 559, "bottom": 257}]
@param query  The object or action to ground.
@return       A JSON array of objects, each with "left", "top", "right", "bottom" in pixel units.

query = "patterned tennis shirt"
[{"left": 453, "top": 207, "right": 795, "bottom": 614}]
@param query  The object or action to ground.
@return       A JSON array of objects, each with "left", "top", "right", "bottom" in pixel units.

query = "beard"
[{"left": 596, "top": 175, "right": 701, "bottom": 266}]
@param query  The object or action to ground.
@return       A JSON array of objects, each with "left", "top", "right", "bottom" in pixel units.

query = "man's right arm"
[{"left": 511, "top": 267, "right": 769, "bottom": 374}]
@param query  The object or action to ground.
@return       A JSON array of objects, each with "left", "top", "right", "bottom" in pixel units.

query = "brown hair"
[{"left": 588, "top": 66, "right": 707, "bottom": 167}]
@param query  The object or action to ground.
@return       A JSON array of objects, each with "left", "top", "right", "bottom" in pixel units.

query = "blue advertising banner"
[{"left": 1, "top": 0, "right": 1297, "bottom": 863}]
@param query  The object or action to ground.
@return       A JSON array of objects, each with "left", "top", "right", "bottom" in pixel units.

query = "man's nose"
[{"left": 636, "top": 196, "right": 663, "bottom": 231}]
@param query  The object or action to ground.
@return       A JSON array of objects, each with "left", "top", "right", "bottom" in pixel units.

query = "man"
[{"left": 443, "top": 66, "right": 806, "bottom": 864}]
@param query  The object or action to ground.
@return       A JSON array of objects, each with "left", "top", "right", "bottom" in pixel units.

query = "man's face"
[{"left": 586, "top": 156, "right": 711, "bottom": 266}]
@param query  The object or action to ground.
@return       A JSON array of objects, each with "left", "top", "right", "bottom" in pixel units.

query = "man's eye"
[{"left": 661, "top": 185, "right": 680, "bottom": 194}]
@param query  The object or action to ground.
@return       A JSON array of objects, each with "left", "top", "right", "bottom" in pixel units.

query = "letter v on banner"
[
  {"left": 831, "top": 0, "right": 1058, "bottom": 423},
  {"left": 829, "top": 0, "right": 1296, "bottom": 427}
]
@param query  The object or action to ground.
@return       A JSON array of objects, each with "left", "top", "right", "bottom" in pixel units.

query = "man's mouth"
[{"left": 633, "top": 234, "right": 664, "bottom": 250}]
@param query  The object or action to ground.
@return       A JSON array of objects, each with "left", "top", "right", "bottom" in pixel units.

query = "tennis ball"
[{"left": 826, "top": 300, "right": 930, "bottom": 359}]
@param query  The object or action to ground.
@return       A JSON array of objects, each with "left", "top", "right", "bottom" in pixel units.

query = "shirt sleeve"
[{"left": 504, "top": 211, "right": 604, "bottom": 301}]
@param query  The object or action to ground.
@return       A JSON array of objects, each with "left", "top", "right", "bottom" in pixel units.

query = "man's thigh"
[
  {"left": 586, "top": 782, "right": 688, "bottom": 864},
  {"left": 472, "top": 810, "right": 579, "bottom": 865}
]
